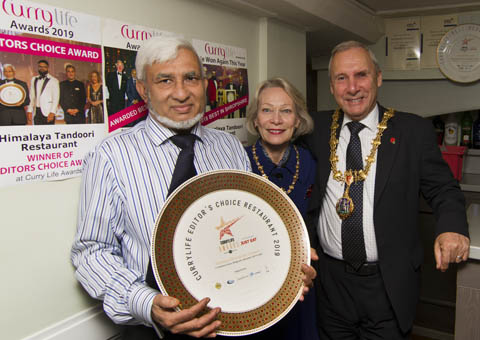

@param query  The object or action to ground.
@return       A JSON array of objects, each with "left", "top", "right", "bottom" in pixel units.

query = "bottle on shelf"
[
  {"left": 432, "top": 115, "right": 444, "bottom": 145},
  {"left": 460, "top": 111, "right": 473, "bottom": 148},
  {"left": 473, "top": 111, "right": 480, "bottom": 149},
  {"left": 444, "top": 113, "right": 459, "bottom": 146}
]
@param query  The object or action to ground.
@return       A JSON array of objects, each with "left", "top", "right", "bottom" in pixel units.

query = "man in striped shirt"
[{"left": 71, "top": 37, "right": 253, "bottom": 339}]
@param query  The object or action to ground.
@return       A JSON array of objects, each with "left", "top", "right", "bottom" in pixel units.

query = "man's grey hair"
[
  {"left": 135, "top": 36, "right": 204, "bottom": 81},
  {"left": 328, "top": 41, "right": 381, "bottom": 80}
]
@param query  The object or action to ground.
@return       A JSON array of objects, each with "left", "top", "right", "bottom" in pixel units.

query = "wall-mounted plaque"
[{"left": 437, "top": 24, "right": 480, "bottom": 83}]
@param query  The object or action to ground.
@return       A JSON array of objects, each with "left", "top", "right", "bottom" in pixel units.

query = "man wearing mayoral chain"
[{"left": 301, "top": 41, "right": 469, "bottom": 339}]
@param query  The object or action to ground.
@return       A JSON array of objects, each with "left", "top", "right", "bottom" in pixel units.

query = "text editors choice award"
[{"left": 151, "top": 170, "right": 310, "bottom": 336}]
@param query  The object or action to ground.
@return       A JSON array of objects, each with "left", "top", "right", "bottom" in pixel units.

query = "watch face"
[{"left": 437, "top": 24, "right": 480, "bottom": 83}]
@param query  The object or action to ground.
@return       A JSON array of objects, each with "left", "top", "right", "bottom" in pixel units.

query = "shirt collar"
[
  {"left": 255, "top": 140, "right": 296, "bottom": 175},
  {"left": 145, "top": 114, "right": 204, "bottom": 147},
  {"left": 341, "top": 104, "right": 379, "bottom": 133}
]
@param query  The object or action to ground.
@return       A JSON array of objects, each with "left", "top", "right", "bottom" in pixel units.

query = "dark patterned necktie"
[
  {"left": 167, "top": 134, "right": 198, "bottom": 195},
  {"left": 342, "top": 121, "right": 367, "bottom": 270},
  {"left": 146, "top": 133, "right": 197, "bottom": 289}
]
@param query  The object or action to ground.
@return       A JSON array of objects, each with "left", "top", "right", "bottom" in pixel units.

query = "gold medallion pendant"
[
  {"left": 336, "top": 170, "right": 354, "bottom": 220},
  {"left": 329, "top": 108, "right": 395, "bottom": 220}
]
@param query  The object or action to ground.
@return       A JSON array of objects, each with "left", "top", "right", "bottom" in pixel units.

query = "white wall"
[
  {"left": 263, "top": 18, "right": 307, "bottom": 95},
  {"left": 371, "top": 37, "right": 480, "bottom": 117},
  {"left": 316, "top": 60, "right": 480, "bottom": 116},
  {"left": 316, "top": 13, "right": 480, "bottom": 116},
  {"left": 0, "top": 0, "right": 307, "bottom": 339}
]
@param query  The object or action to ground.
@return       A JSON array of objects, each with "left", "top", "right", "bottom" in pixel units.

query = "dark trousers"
[
  {"left": 64, "top": 110, "right": 85, "bottom": 124},
  {"left": 34, "top": 108, "right": 55, "bottom": 125},
  {"left": 122, "top": 325, "right": 194, "bottom": 340},
  {"left": 316, "top": 252, "right": 410, "bottom": 340},
  {"left": 0, "top": 108, "right": 26, "bottom": 125},
  {"left": 108, "top": 97, "right": 126, "bottom": 116}
]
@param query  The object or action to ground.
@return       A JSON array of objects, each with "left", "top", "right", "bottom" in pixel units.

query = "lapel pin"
[{"left": 390, "top": 137, "right": 396, "bottom": 144}]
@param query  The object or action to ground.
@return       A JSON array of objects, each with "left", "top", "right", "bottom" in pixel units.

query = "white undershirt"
[
  {"left": 116, "top": 72, "right": 122, "bottom": 89},
  {"left": 318, "top": 105, "right": 379, "bottom": 261},
  {"left": 35, "top": 76, "right": 47, "bottom": 107}
]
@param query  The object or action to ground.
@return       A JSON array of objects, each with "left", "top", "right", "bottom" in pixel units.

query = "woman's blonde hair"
[{"left": 246, "top": 77, "right": 313, "bottom": 139}]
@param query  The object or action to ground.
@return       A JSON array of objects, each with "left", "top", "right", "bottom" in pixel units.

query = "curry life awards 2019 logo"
[{"left": 216, "top": 215, "right": 257, "bottom": 254}]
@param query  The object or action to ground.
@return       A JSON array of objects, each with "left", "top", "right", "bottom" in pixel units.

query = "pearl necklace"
[{"left": 251, "top": 142, "right": 300, "bottom": 195}]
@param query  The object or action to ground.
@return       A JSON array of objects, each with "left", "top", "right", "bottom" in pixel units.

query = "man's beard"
[
  {"left": 148, "top": 102, "right": 203, "bottom": 131},
  {"left": 38, "top": 70, "right": 48, "bottom": 77}
]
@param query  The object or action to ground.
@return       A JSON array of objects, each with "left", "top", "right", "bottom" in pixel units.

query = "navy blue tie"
[
  {"left": 342, "top": 121, "right": 367, "bottom": 270},
  {"left": 167, "top": 134, "right": 198, "bottom": 195},
  {"left": 146, "top": 133, "right": 197, "bottom": 289}
]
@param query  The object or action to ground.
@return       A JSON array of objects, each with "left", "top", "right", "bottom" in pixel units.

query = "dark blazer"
[
  {"left": 246, "top": 140, "right": 316, "bottom": 216},
  {"left": 245, "top": 141, "right": 319, "bottom": 340},
  {"left": 59, "top": 79, "right": 86, "bottom": 124},
  {"left": 302, "top": 105, "right": 468, "bottom": 333},
  {"left": 106, "top": 71, "right": 127, "bottom": 115},
  {"left": 126, "top": 77, "right": 141, "bottom": 107}
]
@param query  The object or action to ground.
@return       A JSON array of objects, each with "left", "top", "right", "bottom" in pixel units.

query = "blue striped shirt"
[{"left": 71, "top": 115, "right": 251, "bottom": 326}]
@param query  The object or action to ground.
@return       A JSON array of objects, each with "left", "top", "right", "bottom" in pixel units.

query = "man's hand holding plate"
[{"left": 151, "top": 294, "right": 222, "bottom": 338}]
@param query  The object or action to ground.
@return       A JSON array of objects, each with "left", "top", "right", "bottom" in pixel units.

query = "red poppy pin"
[
  {"left": 305, "top": 185, "right": 313, "bottom": 199},
  {"left": 390, "top": 137, "right": 396, "bottom": 144}
]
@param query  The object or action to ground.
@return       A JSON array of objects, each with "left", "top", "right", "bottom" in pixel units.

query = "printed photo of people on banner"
[
  {"left": 0, "top": 0, "right": 106, "bottom": 187},
  {"left": 102, "top": 18, "right": 179, "bottom": 132},
  {"left": 0, "top": 1, "right": 250, "bottom": 188},
  {"left": 193, "top": 39, "right": 249, "bottom": 144}
]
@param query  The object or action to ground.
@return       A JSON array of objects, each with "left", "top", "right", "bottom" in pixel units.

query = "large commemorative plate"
[
  {"left": 437, "top": 24, "right": 480, "bottom": 83},
  {"left": 151, "top": 170, "right": 310, "bottom": 336},
  {"left": 0, "top": 82, "right": 26, "bottom": 106}
]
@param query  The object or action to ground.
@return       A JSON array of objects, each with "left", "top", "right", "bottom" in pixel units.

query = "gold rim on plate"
[
  {"left": 0, "top": 82, "right": 26, "bottom": 107},
  {"left": 151, "top": 169, "right": 310, "bottom": 336},
  {"left": 437, "top": 24, "right": 480, "bottom": 83}
]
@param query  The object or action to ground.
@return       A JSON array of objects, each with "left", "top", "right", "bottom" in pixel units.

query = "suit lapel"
[
  {"left": 309, "top": 111, "right": 341, "bottom": 210},
  {"left": 374, "top": 105, "right": 401, "bottom": 207},
  {"left": 40, "top": 77, "right": 50, "bottom": 95}
]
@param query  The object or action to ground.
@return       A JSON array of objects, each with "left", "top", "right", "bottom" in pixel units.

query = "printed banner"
[
  {"left": 0, "top": 0, "right": 101, "bottom": 44},
  {"left": 193, "top": 39, "right": 249, "bottom": 145},
  {"left": 0, "top": 0, "right": 105, "bottom": 187},
  {"left": 102, "top": 18, "right": 179, "bottom": 132}
]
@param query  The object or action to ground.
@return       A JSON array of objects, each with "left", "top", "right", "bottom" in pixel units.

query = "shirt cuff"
[{"left": 128, "top": 282, "right": 159, "bottom": 325}]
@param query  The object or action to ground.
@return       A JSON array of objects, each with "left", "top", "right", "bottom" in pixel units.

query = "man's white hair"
[
  {"left": 3, "top": 64, "right": 15, "bottom": 72},
  {"left": 135, "top": 36, "right": 204, "bottom": 81}
]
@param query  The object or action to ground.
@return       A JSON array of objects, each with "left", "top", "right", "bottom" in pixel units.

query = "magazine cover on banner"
[
  {"left": 102, "top": 18, "right": 179, "bottom": 132},
  {"left": 193, "top": 39, "right": 249, "bottom": 145},
  {"left": 0, "top": 0, "right": 106, "bottom": 187}
]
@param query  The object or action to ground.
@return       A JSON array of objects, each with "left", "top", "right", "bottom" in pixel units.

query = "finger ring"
[{"left": 457, "top": 255, "right": 462, "bottom": 259}]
